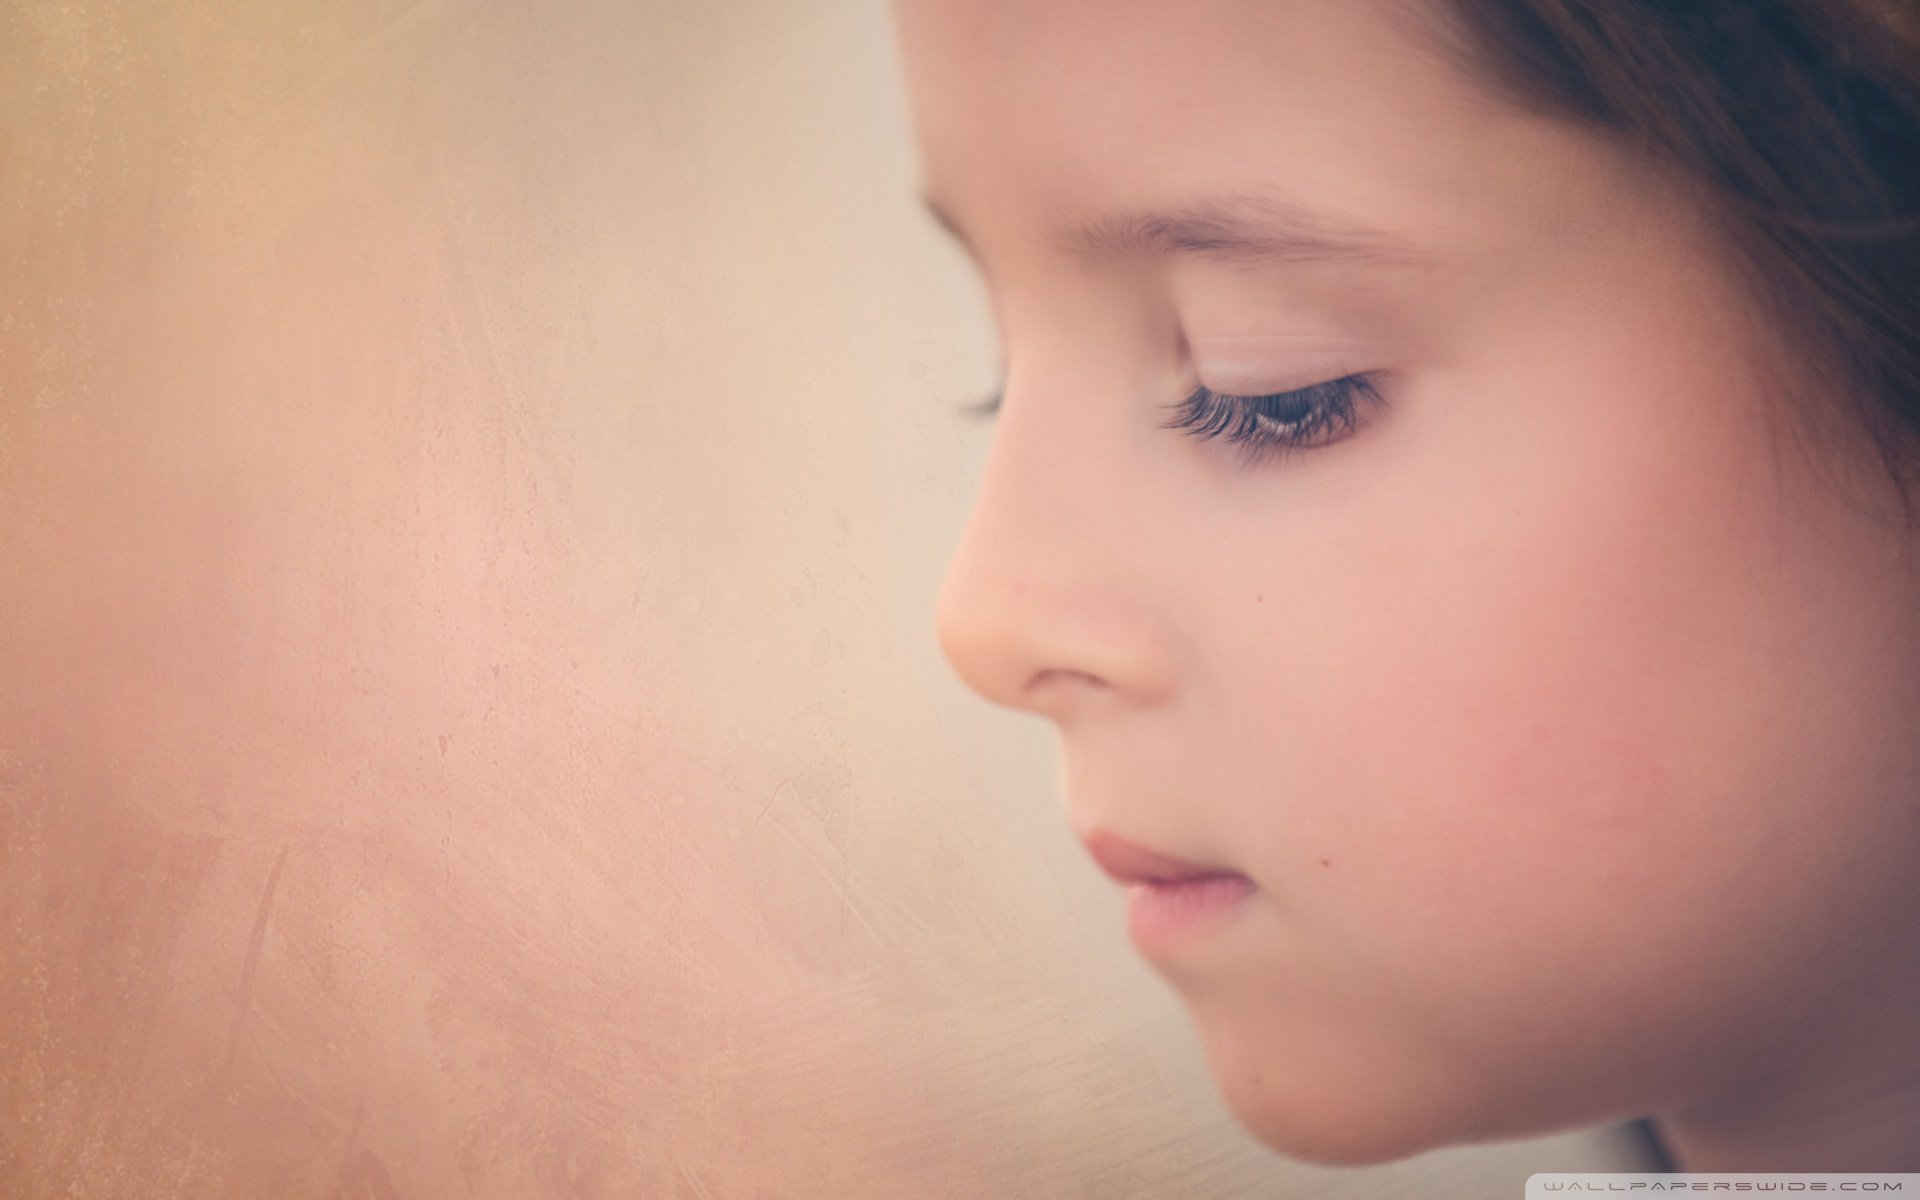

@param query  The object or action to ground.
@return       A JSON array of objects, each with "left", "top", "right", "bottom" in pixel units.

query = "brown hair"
[{"left": 1433, "top": 0, "right": 1920, "bottom": 518}]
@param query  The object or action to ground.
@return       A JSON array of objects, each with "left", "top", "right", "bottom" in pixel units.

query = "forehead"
[{"left": 892, "top": 0, "right": 1615, "bottom": 267}]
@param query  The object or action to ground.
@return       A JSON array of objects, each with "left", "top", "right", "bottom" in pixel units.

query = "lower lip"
[{"left": 1125, "top": 874, "right": 1255, "bottom": 954}]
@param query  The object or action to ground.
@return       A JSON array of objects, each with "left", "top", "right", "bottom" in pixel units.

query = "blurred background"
[{"left": 0, "top": 1, "right": 1645, "bottom": 1195}]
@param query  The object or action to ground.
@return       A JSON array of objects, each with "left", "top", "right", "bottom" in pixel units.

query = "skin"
[{"left": 893, "top": 0, "right": 1920, "bottom": 1170}]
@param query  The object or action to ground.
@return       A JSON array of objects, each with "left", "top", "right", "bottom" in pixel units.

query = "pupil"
[{"left": 1253, "top": 392, "right": 1317, "bottom": 427}]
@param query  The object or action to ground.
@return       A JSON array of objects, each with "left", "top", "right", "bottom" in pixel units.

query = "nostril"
[
  {"left": 1017, "top": 666, "right": 1114, "bottom": 715},
  {"left": 1029, "top": 667, "right": 1109, "bottom": 692}
]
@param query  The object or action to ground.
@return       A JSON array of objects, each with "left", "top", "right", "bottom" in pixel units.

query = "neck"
[{"left": 1648, "top": 981, "right": 1920, "bottom": 1170}]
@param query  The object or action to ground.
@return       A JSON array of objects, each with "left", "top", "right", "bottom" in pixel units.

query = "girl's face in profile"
[{"left": 896, "top": 0, "right": 1920, "bottom": 1169}]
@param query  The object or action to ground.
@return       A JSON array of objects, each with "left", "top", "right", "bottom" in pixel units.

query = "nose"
[{"left": 934, "top": 378, "right": 1179, "bottom": 722}]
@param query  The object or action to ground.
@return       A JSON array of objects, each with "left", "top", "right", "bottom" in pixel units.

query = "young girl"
[{"left": 891, "top": 0, "right": 1920, "bottom": 1171}]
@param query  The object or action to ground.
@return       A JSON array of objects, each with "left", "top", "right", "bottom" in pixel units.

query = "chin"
[
  {"left": 1210, "top": 1049, "right": 1614, "bottom": 1169},
  {"left": 1225, "top": 1097, "right": 1456, "bottom": 1167},
  {"left": 1197, "top": 1026, "right": 1505, "bottom": 1168}
]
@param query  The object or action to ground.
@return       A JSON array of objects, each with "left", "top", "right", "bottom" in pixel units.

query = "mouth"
[
  {"left": 1081, "top": 830, "right": 1256, "bottom": 954},
  {"left": 1081, "top": 830, "right": 1241, "bottom": 885}
]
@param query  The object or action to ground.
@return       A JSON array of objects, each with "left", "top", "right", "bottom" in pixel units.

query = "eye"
[
  {"left": 1162, "top": 374, "right": 1383, "bottom": 466},
  {"left": 959, "top": 388, "right": 1003, "bottom": 421},
  {"left": 956, "top": 374, "right": 1385, "bottom": 463}
]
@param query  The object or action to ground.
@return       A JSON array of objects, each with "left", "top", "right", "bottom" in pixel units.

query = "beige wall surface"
[{"left": 0, "top": 2, "right": 1644, "bottom": 1196}]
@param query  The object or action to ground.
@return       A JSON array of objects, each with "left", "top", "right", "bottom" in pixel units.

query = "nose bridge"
[{"left": 935, "top": 369, "right": 1178, "bottom": 716}]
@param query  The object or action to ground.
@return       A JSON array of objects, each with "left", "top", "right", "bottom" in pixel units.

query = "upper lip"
[{"left": 1081, "top": 829, "right": 1247, "bottom": 886}]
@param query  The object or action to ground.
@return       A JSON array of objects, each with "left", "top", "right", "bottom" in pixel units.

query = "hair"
[{"left": 1430, "top": 0, "right": 1920, "bottom": 521}]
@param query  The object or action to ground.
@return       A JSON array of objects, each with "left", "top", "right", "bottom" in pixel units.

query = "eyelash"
[
  {"left": 967, "top": 374, "right": 1382, "bottom": 467},
  {"left": 1161, "top": 375, "right": 1382, "bottom": 466}
]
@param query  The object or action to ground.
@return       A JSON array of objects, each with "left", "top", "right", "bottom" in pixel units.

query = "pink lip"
[
  {"left": 1124, "top": 875, "right": 1256, "bottom": 952},
  {"left": 1081, "top": 830, "right": 1241, "bottom": 885},
  {"left": 1081, "top": 831, "right": 1255, "bottom": 953}
]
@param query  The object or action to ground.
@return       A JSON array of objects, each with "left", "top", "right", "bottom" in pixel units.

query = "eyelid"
[
  {"left": 1185, "top": 340, "right": 1378, "bottom": 397},
  {"left": 960, "top": 364, "right": 1366, "bottom": 424}
]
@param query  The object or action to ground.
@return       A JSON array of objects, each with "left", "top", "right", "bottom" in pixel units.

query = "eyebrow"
[{"left": 920, "top": 192, "right": 1431, "bottom": 270}]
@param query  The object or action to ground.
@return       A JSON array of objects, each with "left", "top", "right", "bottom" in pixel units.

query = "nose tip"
[
  {"left": 934, "top": 595, "right": 1010, "bottom": 712},
  {"left": 933, "top": 512, "right": 1175, "bottom": 721},
  {"left": 934, "top": 567, "right": 1062, "bottom": 713}
]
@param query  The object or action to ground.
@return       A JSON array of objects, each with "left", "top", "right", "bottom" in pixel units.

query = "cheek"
[
  {"left": 1191, "top": 316, "right": 1908, "bottom": 1115},
  {"left": 1242, "top": 338, "right": 1784, "bottom": 896}
]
